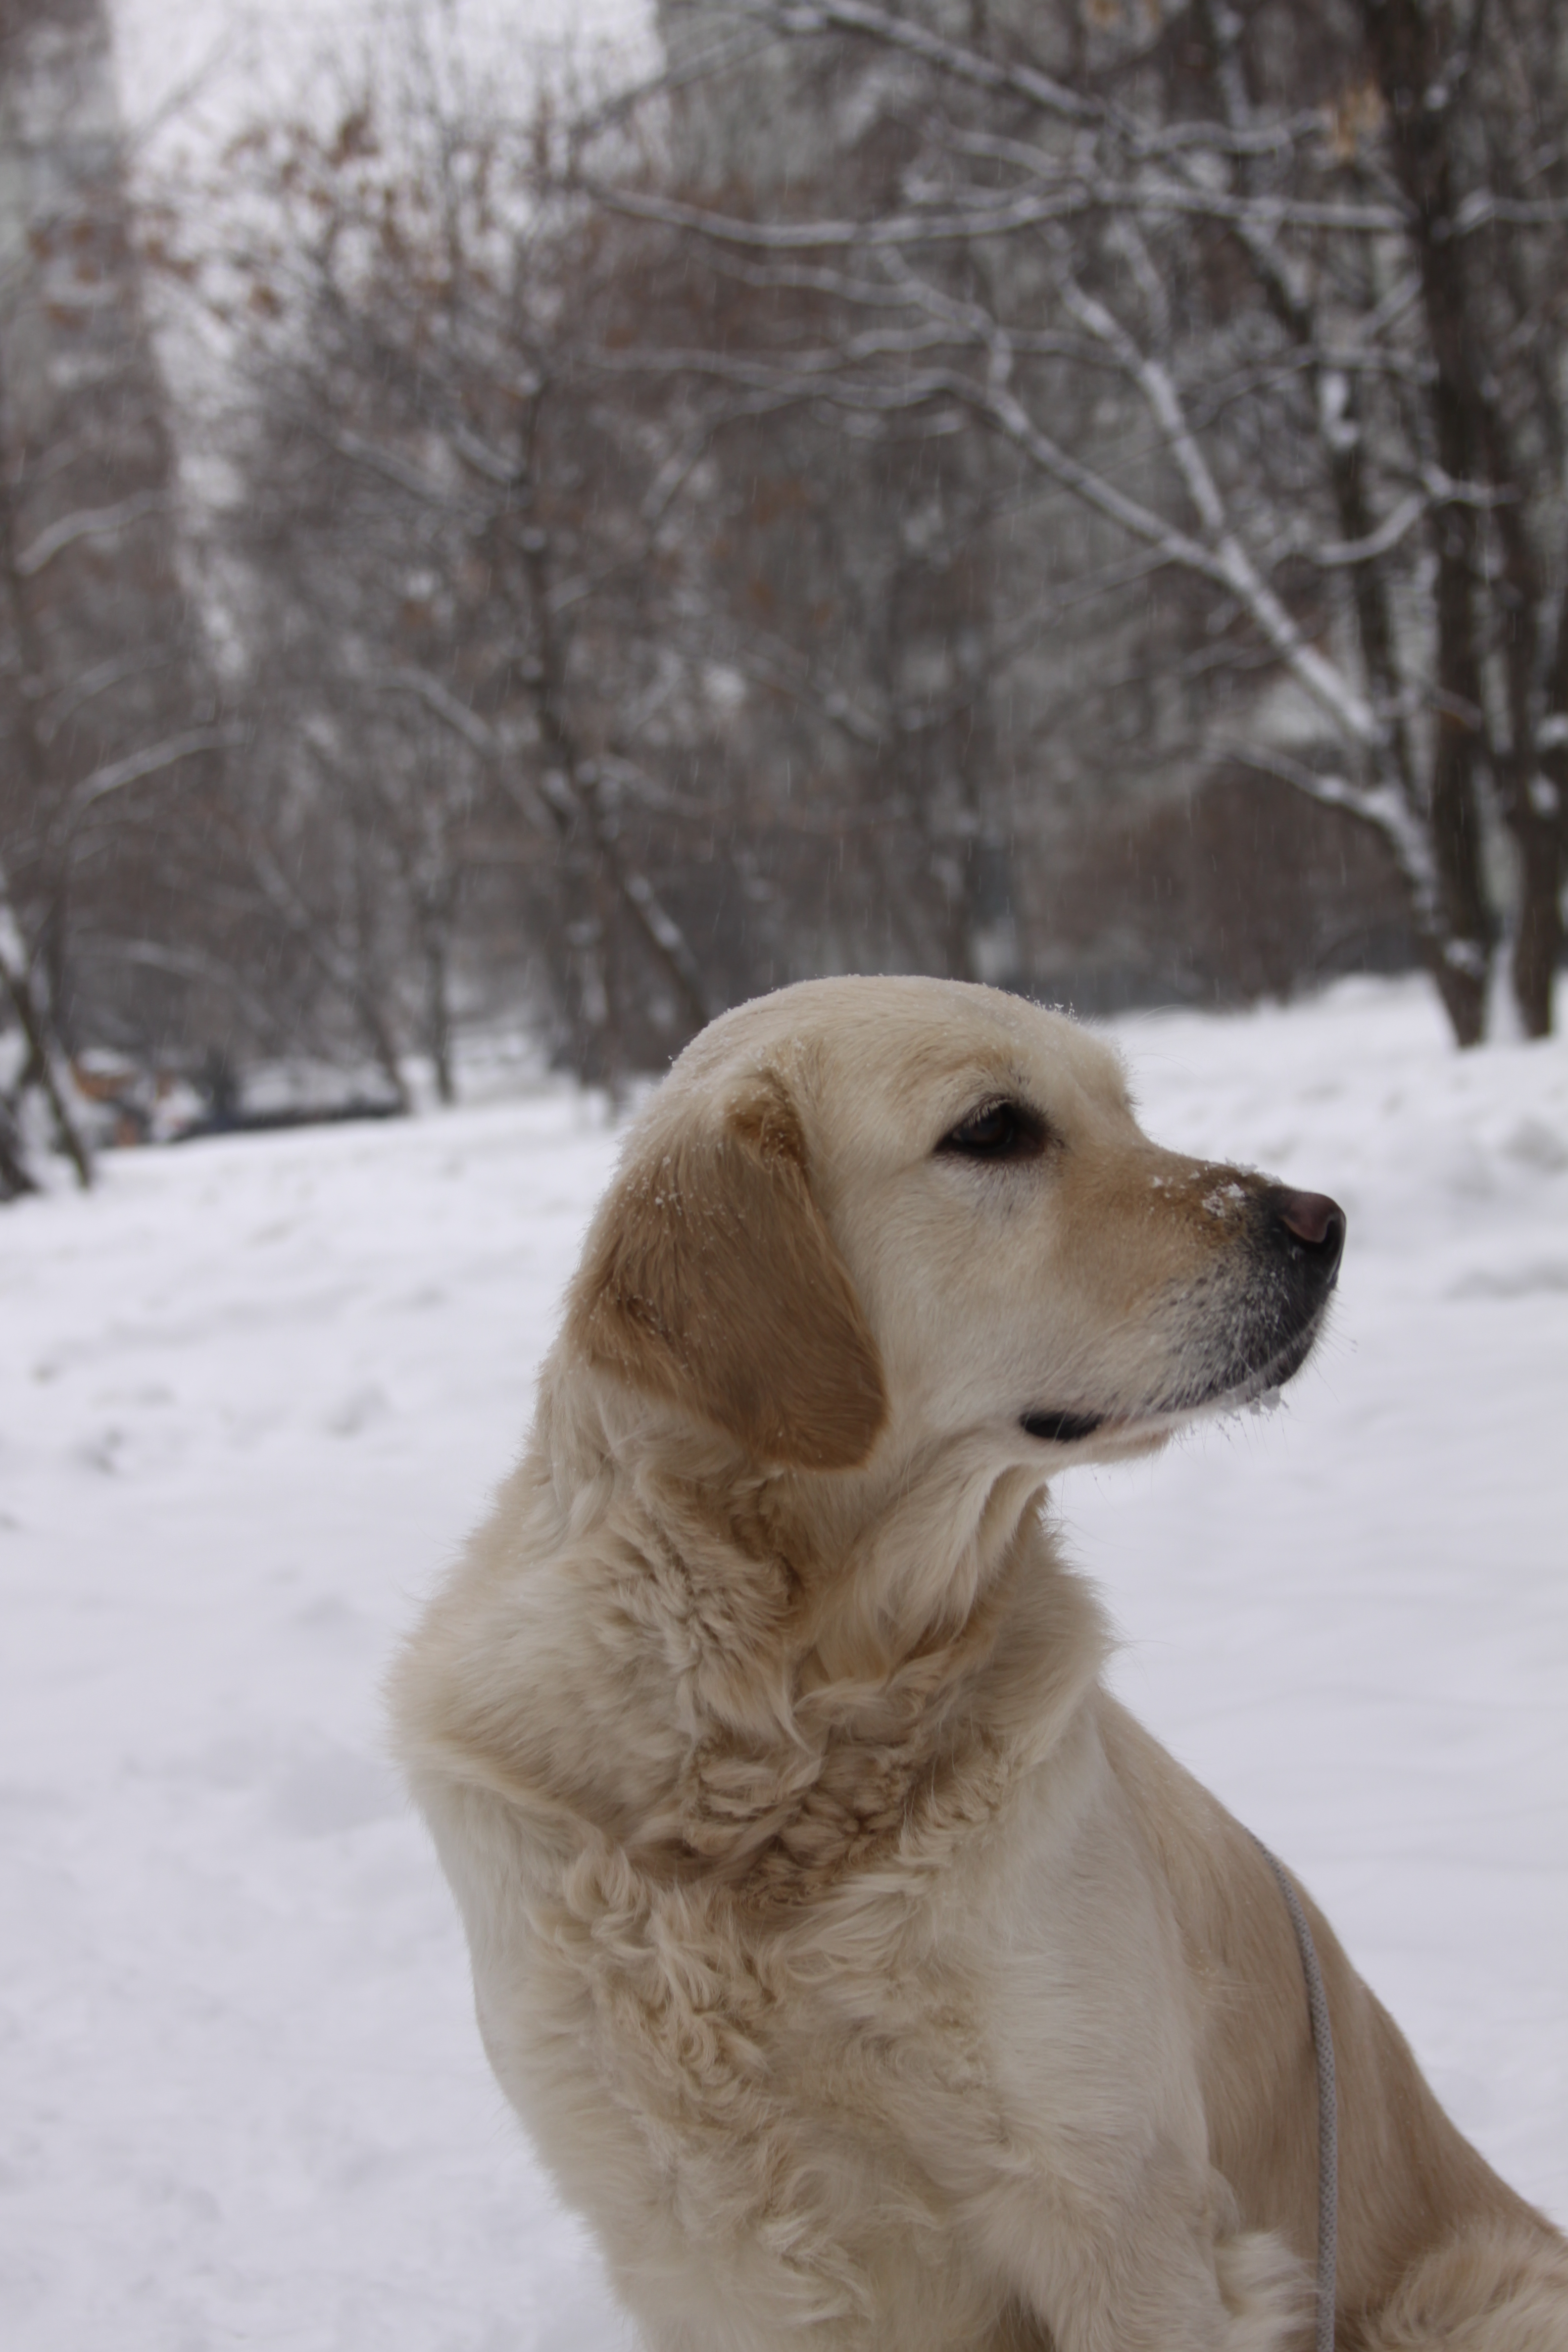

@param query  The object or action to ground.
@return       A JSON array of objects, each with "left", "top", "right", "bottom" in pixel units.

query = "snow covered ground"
[{"left": 2, "top": 976, "right": 1565, "bottom": 2350}]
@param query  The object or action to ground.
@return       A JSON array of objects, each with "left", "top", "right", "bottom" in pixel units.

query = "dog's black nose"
[{"left": 1271, "top": 1188, "right": 1346, "bottom": 1282}]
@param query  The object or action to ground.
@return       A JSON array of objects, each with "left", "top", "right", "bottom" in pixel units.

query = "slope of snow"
[{"left": 1, "top": 977, "right": 1564, "bottom": 2349}]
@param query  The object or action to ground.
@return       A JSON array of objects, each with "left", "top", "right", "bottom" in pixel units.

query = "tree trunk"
[
  {"left": 1511, "top": 812, "right": 1563, "bottom": 1040},
  {"left": 0, "top": 0, "right": 220, "bottom": 1061},
  {"left": 1426, "top": 942, "right": 1487, "bottom": 1051},
  {"left": 348, "top": 837, "right": 412, "bottom": 1114},
  {"left": 0, "top": 1091, "right": 38, "bottom": 1199},
  {"left": 420, "top": 914, "right": 456, "bottom": 1106},
  {"left": 1424, "top": 682, "right": 1492, "bottom": 1049},
  {"left": 0, "top": 858, "right": 93, "bottom": 1187}
]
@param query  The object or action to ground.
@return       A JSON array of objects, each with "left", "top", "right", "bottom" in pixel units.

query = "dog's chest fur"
[{"left": 400, "top": 1430, "right": 1202, "bottom": 2350}]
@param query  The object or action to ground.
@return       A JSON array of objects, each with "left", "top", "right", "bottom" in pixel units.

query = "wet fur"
[{"left": 392, "top": 978, "right": 1564, "bottom": 2352}]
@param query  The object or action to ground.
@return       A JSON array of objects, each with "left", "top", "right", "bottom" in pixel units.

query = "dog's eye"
[{"left": 938, "top": 1100, "right": 1047, "bottom": 1160}]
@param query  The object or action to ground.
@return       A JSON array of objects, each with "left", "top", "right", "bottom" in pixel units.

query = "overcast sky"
[{"left": 109, "top": 0, "right": 656, "bottom": 174}]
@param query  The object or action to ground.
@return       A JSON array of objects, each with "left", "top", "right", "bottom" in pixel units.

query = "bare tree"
[
  {"left": 171, "top": 72, "right": 742, "bottom": 1091},
  {"left": 0, "top": 851, "right": 91, "bottom": 1191},
  {"left": 583, "top": 191, "right": 1240, "bottom": 995},
  {"left": 608, "top": 0, "right": 1568, "bottom": 1041},
  {"left": 108, "top": 2, "right": 1486, "bottom": 1102},
  {"left": 0, "top": 0, "right": 236, "bottom": 1135}
]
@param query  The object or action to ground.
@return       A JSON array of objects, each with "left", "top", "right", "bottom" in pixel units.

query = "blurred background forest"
[{"left": 2, "top": 0, "right": 1566, "bottom": 1187}]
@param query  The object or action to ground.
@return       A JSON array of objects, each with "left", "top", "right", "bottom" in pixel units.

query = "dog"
[{"left": 392, "top": 977, "right": 1567, "bottom": 2352}]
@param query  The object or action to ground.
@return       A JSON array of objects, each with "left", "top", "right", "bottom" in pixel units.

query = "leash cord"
[{"left": 1251, "top": 1836, "right": 1338, "bottom": 2352}]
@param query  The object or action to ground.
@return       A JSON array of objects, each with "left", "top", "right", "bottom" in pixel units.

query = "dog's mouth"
[
  {"left": 1019, "top": 1302, "right": 1328, "bottom": 1452},
  {"left": 1167, "top": 1294, "right": 1329, "bottom": 1419},
  {"left": 1018, "top": 1183, "right": 1344, "bottom": 1456}
]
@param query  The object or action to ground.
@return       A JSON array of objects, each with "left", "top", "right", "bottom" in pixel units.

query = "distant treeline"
[{"left": 2, "top": 0, "right": 1565, "bottom": 1185}]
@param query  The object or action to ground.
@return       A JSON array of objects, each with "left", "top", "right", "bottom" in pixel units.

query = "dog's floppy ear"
[{"left": 568, "top": 1069, "right": 886, "bottom": 1470}]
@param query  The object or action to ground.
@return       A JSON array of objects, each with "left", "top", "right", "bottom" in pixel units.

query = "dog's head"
[{"left": 566, "top": 978, "right": 1343, "bottom": 1477}]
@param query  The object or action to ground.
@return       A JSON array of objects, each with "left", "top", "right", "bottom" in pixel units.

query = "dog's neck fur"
[{"left": 513, "top": 1364, "right": 1110, "bottom": 1898}]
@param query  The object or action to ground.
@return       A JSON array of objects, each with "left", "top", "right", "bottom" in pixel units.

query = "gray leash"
[{"left": 1252, "top": 1837, "right": 1338, "bottom": 2352}]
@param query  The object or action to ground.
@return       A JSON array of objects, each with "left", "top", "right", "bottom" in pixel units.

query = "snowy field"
[{"left": 2, "top": 977, "right": 1566, "bottom": 2350}]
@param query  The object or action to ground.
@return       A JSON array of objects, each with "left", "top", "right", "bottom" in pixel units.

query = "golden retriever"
[{"left": 392, "top": 978, "right": 1566, "bottom": 2352}]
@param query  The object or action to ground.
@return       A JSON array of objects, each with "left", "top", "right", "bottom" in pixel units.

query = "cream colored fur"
[{"left": 392, "top": 978, "right": 1564, "bottom": 2352}]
